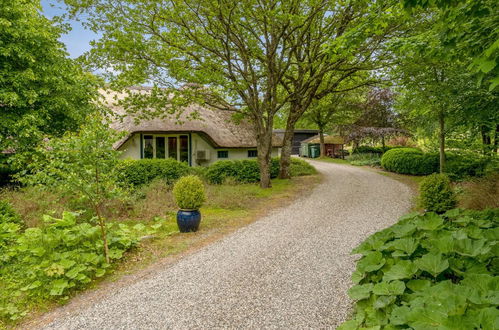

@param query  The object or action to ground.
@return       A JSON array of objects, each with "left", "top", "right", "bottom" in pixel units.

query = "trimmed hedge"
[
  {"left": 418, "top": 174, "right": 457, "bottom": 213},
  {"left": 205, "top": 158, "right": 315, "bottom": 184},
  {"left": 116, "top": 159, "right": 190, "bottom": 186},
  {"left": 381, "top": 148, "right": 438, "bottom": 175},
  {"left": 352, "top": 146, "right": 406, "bottom": 155}
]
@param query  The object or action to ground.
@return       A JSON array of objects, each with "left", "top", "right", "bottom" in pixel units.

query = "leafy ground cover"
[
  {"left": 1, "top": 175, "right": 320, "bottom": 327},
  {"left": 339, "top": 209, "right": 499, "bottom": 330}
]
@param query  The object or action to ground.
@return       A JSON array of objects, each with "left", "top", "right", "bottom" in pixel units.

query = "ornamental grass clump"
[
  {"left": 419, "top": 173, "right": 457, "bottom": 213},
  {"left": 172, "top": 175, "right": 206, "bottom": 210}
]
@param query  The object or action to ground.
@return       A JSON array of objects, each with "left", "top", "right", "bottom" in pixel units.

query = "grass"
[
  {"left": 10, "top": 174, "right": 321, "bottom": 328},
  {"left": 314, "top": 156, "right": 349, "bottom": 164},
  {"left": 457, "top": 172, "right": 499, "bottom": 210}
]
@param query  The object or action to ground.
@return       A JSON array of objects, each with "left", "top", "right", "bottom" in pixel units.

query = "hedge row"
[
  {"left": 117, "top": 157, "right": 316, "bottom": 186},
  {"left": 381, "top": 148, "right": 495, "bottom": 179},
  {"left": 116, "top": 159, "right": 190, "bottom": 186},
  {"left": 381, "top": 148, "right": 438, "bottom": 175},
  {"left": 352, "top": 146, "right": 407, "bottom": 155}
]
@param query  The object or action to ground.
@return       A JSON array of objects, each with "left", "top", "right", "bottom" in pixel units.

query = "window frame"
[
  {"left": 141, "top": 134, "right": 190, "bottom": 163},
  {"left": 217, "top": 150, "right": 229, "bottom": 159},
  {"left": 247, "top": 149, "right": 258, "bottom": 158}
]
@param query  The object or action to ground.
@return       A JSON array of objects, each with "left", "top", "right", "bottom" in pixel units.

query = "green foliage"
[
  {"left": 289, "top": 158, "right": 317, "bottom": 176},
  {"left": 381, "top": 148, "right": 438, "bottom": 175},
  {"left": 348, "top": 153, "right": 381, "bottom": 167},
  {"left": 0, "top": 200, "right": 22, "bottom": 225},
  {"left": 419, "top": 174, "right": 457, "bottom": 213},
  {"left": 352, "top": 146, "right": 386, "bottom": 155},
  {"left": 340, "top": 209, "right": 499, "bottom": 329},
  {"left": 0, "top": 212, "right": 160, "bottom": 322},
  {"left": 0, "top": 0, "right": 100, "bottom": 158},
  {"left": 446, "top": 153, "right": 491, "bottom": 180},
  {"left": 205, "top": 158, "right": 314, "bottom": 184},
  {"left": 116, "top": 159, "right": 190, "bottom": 187},
  {"left": 172, "top": 175, "right": 206, "bottom": 210}
]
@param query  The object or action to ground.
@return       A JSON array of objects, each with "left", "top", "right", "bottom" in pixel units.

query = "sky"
[{"left": 40, "top": 0, "right": 98, "bottom": 58}]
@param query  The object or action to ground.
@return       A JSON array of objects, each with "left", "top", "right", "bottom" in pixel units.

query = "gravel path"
[{"left": 41, "top": 160, "right": 412, "bottom": 330}]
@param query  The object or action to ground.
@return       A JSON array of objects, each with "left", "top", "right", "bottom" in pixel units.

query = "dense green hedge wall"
[
  {"left": 381, "top": 148, "right": 439, "bottom": 175},
  {"left": 116, "top": 159, "right": 190, "bottom": 186},
  {"left": 205, "top": 158, "right": 316, "bottom": 184},
  {"left": 445, "top": 153, "right": 490, "bottom": 180}
]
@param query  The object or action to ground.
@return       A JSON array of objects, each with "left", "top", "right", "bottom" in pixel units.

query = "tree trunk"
[
  {"left": 481, "top": 125, "right": 492, "bottom": 155},
  {"left": 278, "top": 111, "right": 300, "bottom": 180},
  {"left": 381, "top": 135, "right": 386, "bottom": 152},
  {"left": 438, "top": 112, "right": 446, "bottom": 174},
  {"left": 278, "top": 127, "right": 294, "bottom": 179},
  {"left": 319, "top": 129, "right": 326, "bottom": 157},
  {"left": 257, "top": 128, "right": 273, "bottom": 188}
]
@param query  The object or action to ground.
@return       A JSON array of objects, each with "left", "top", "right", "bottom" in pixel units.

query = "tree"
[
  {"left": 63, "top": 0, "right": 316, "bottom": 188},
  {"left": 0, "top": 0, "right": 99, "bottom": 159},
  {"left": 19, "top": 116, "right": 124, "bottom": 263},
  {"left": 276, "top": 0, "right": 407, "bottom": 179},
  {"left": 348, "top": 88, "right": 404, "bottom": 149},
  {"left": 302, "top": 92, "right": 362, "bottom": 157},
  {"left": 402, "top": 0, "right": 499, "bottom": 90}
]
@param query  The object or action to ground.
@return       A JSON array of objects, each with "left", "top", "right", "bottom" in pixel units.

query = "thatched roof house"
[{"left": 102, "top": 88, "right": 282, "bottom": 166}]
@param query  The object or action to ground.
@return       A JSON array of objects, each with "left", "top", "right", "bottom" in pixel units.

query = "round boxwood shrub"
[
  {"left": 116, "top": 159, "right": 190, "bottom": 186},
  {"left": 418, "top": 173, "right": 457, "bottom": 213},
  {"left": 173, "top": 175, "right": 206, "bottom": 210},
  {"left": 381, "top": 148, "right": 438, "bottom": 175},
  {"left": 445, "top": 153, "right": 490, "bottom": 180}
]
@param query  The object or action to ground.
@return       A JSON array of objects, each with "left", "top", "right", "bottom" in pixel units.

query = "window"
[
  {"left": 247, "top": 150, "right": 257, "bottom": 158},
  {"left": 143, "top": 135, "right": 153, "bottom": 159},
  {"left": 179, "top": 135, "right": 189, "bottom": 163},
  {"left": 168, "top": 137, "right": 177, "bottom": 160},
  {"left": 217, "top": 150, "right": 228, "bottom": 158},
  {"left": 156, "top": 137, "right": 165, "bottom": 159}
]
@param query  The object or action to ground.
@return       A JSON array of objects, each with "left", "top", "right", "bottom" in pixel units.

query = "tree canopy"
[{"left": 0, "top": 0, "right": 100, "bottom": 158}]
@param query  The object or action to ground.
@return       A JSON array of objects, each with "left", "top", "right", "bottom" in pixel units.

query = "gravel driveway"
[{"left": 41, "top": 160, "right": 412, "bottom": 330}]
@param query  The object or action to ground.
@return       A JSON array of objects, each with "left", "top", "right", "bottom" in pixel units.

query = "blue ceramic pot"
[{"left": 176, "top": 209, "right": 201, "bottom": 232}]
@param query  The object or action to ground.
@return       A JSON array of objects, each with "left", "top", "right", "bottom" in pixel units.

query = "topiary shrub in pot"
[
  {"left": 418, "top": 173, "right": 457, "bottom": 213},
  {"left": 172, "top": 175, "right": 206, "bottom": 232}
]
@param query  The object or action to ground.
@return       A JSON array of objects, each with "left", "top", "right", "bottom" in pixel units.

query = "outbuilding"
[{"left": 299, "top": 135, "right": 345, "bottom": 158}]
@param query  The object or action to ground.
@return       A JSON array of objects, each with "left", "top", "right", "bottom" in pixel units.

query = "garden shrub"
[
  {"left": 348, "top": 153, "right": 381, "bottom": 167},
  {"left": 419, "top": 174, "right": 457, "bottom": 213},
  {"left": 352, "top": 146, "right": 385, "bottom": 155},
  {"left": 0, "top": 164, "right": 14, "bottom": 186},
  {"left": 172, "top": 175, "right": 206, "bottom": 210},
  {"left": 289, "top": 158, "right": 317, "bottom": 176},
  {"left": 0, "top": 200, "right": 22, "bottom": 225},
  {"left": 116, "top": 159, "right": 190, "bottom": 186},
  {"left": 0, "top": 212, "right": 161, "bottom": 322},
  {"left": 339, "top": 209, "right": 499, "bottom": 330},
  {"left": 381, "top": 148, "right": 438, "bottom": 175},
  {"left": 205, "top": 158, "right": 313, "bottom": 184},
  {"left": 445, "top": 153, "right": 490, "bottom": 180}
]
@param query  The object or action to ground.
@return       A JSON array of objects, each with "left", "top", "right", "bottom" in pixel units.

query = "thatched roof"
[
  {"left": 301, "top": 135, "right": 345, "bottom": 144},
  {"left": 102, "top": 88, "right": 282, "bottom": 149}
]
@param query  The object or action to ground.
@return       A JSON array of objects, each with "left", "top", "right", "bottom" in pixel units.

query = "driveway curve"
[{"left": 41, "top": 160, "right": 412, "bottom": 329}]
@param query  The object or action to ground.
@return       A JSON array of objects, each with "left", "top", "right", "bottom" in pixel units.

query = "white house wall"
[{"left": 118, "top": 133, "right": 280, "bottom": 166}]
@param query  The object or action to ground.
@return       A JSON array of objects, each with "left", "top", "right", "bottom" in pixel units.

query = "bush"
[
  {"left": 0, "top": 200, "right": 21, "bottom": 225},
  {"left": 348, "top": 153, "right": 381, "bottom": 167},
  {"left": 445, "top": 153, "right": 490, "bottom": 180},
  {"left": 205, "top": 158, "right": 314, "bottom": 184},
  {"left": 172, "top": 175, "right": 206, "bottom": 210},
  {"left": 289, "top": 158, "right": 317, "bottom": 176},
  {"left": 340, "top": 209, "right": 499, "bottom": 330},
  {"left": 419, "top": 174, "right": 457, "bottom": 213},
  {"left": 458, "top": 172, "right": 499, "bottom": 210},
  {"left": 381, "top": 148, "right": 438, "bottom": 175},
  {"left": 352, "top": 146, "right": 384, "bottom": 155},
  {"left": 116, "top": 159, "right": 190, "bottom": 186}
]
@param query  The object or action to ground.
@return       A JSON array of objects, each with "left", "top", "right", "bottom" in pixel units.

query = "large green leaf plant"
[{"left": 340, "top": 209, "right": 499, "bottom": 330}]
